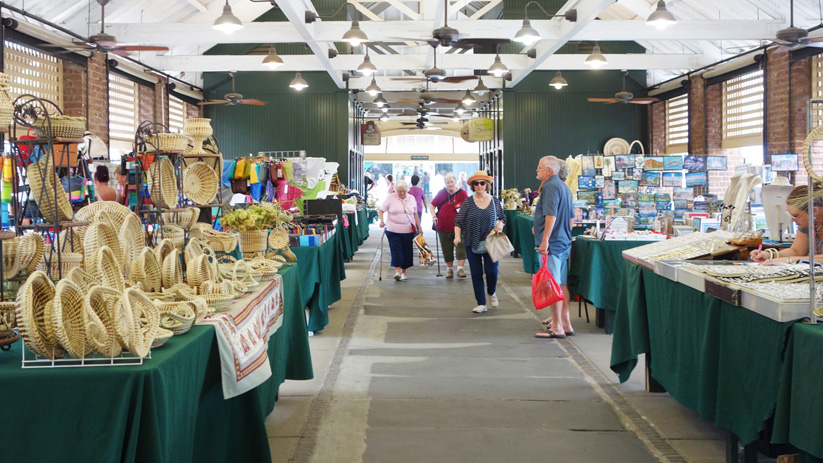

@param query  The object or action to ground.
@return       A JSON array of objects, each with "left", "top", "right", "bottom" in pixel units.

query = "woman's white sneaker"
[
  {"left": 400, "top": 274, "right": 408, "bottom": 281},
  {"left": 394, "top": 273, "right": 401, "bottom": 281},
  {"left": 489, "top": 294, "right": 499, "bottom": 308},
  {"left": 472, "top": 305, "right": 487, "bottom": 313}
]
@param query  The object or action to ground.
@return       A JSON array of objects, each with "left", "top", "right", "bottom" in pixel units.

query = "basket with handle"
[{"left": 155, "top": 301, "right": 196, "bottom": 336}]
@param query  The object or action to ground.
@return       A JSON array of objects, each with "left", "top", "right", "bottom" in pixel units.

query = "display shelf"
[{"left": 10, "top": 137, "right": 84, "bottom": 145}]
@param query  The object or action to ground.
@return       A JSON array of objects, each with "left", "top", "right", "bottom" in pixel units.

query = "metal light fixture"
[
  {"left": 585, "top": 43, "right": 607, "bottom": 68},
  {"left": 357, "top": 53, "right": 377, "bottom": 76},
  {"left": 455, "top": 103, "right": 466, "bottom": 114},
  {"left": 488, "top": 54, "right": 508, "bottom": 78},
  {"left": 289, "top": 72, "right": 308, "bottom": 91},
  {"left": 262, "top": 45, "right": 284, "bottom": 69},
  {"left": 646, "top": 1, "right": 677, "bottom": 30},
  {"left": 513, "top": 4, "right": 577, "bottom": 45},
  {"left": 382, "top": 104, "right": 390, "bottom": 113},
  {"left": 380, "top": 114, "right": 389, "bottom": 122},
  {"left": 365, "top": 77, "right": 381, "bottom": 96},
  {"left": 373, "top": 93, "right": 387, "bottom": 107},
  {"left": 462, "top": 90, "right": 476, "bottom": 106},
  {"left": 213, "top": 0, "right": 243, "bottom": 34},
  {"left": 473, "top": 78, "right": 490, "bottom": 95},
  {"left": 342, "top": 20, "right": 369, "bottom": 47},
  {"left": 452, "top": 114, "right": 460, "bottom": 122},
  {"left": 549, "top": 71, "right": 568, "bottom": 89}
]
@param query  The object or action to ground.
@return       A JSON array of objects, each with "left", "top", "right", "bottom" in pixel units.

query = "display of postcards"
[
  {"left": 683, "top": 155, "right": 706, "bottom": 171},
  {"left": 639, "top": 201, "right": 656, "bottom": 211},
  {"left": 578, "top": 175, "right": 597, "bottom": 190},
  {"left": 644, "top": 156, "right": 665, "bottom": 171},
  {"left": 603, "top": 200, "right": 620, "bottom": 209},
  {"left": 594, "top": 175, "right": 605, "bottom": 189},
  {"left": 673, "top": 210, "right": 686, "bottom": 219},
  {"left": 656, "top": 201, "right": 671, "bottom": 210},
  {"left": 611, "top": 171, "right": 626, "bottom": 180},
  {"left": 615, "top": 155, "right": 634, "bottom": 169},
  {"left": 673, "top": 199, "right": 690, "bottom": 210},
  {"left": 602, "top": 179, "right": 617, "bottom": 200},
  {"left": 575, "top": 208, "right": 588, "bottom": 222},
  {"left": 662, "top": 172, "right": 683, "bottom": 187},
  {"left": 577, "top": 191, "right": 597, "bottom": 204},
  {"left": 706, "top": 156, "right": 727, "bottom": 171},
  {"left": 635, "top": 155, "right": 645, "bottom": 170},
  {"left": 685, "top": 171, "right": 708, "bottom": 187},
  {"left": 663, "top": 156, "right": 684, "bottom": 170},
  {"left": 582, "top": 169, "right": 597, "bottom": 177},
  {"left": 618, "top": 180, "right": 639, "bottom": 194},
  {"left": 633, "top": 169, "right": 644, "bottom": 181},
  {"left": 771, "top": 153, "right": 799, "bottom": 172},
  {"left": 703, "top": 194, "right": 718, "bottom": 209},
  {"left": 594, "top": 155, "right": 604, "bottom": 169},
  {"left": 602, "top": 156, "right": 615, "bottom": 177},
  {"left": 640, "top": 171, "right": 661, "bottom": 186},
  {"left": 655, "top": 193, "right": 671, "bottom": 202},
  {"left": 622, "top": 193, "right": 638, "bottom": 208},
  {"left": 638, "top": 209, "right": 658, "bottom": 218},
  {"left": 572, "top": 199, "right": 589, "bottom": 208},
  {"left": 581, "top": 156, "right": 595, "bottom": 173},
  {"left": 672, "top": 187, "right": 693, "bottom": 200},
  {"left": 637, "top": 194, "right": 653, "bottom": 203},
  {"left": 595, "top": 209, "right": 606, "bottom": 220}
]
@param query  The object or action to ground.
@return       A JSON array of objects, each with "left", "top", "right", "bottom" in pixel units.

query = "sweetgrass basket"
[
  {"left": 267, "top": 227, "right": 290, "bottom": 250},
  {"left": 239, "top": 229, "right": 267, "bottom": 254},
  {"left": 150, "top": 133, "right": 191, "bottom": 153},
  {"left": 75, "top": 201, "right": 133, "bottom": 225},
  {"left": 27, "top": 157, "right": 73, "bottom": 222},
  {"left": 52, "top": 279, "right": 92, "bottom": 359},
  {"left": 162, "top": 249, "right": 183, "bottom": 289},
  {"left": 37, "top": 250, "right": 83, "bottom": 277},
  {"left": 147, "top": 156, "right": 178, "bottom": 209},
  {"left": 84, "top": 285, "right": 122, "bottom": 357},
  {"left": 16, "top": 271, "right": 63, "bottom": 359},
  {"left": 156, "top": 301, "right": 195, "bottom": 335},
  {"left": 115, "top": 288, "right": 159, "bottom": 358},
  {"left": 0, "top": 301, "right": 16, "bottom": 338},
  {"left": 202, "top": 227, "right": 238, "bottom": 253},
  {"left": 97, "top": 246, "right": 124, "bottom": 293},
  {"left": 161, "top": 224, "right": 185, "bottom": 251},
  {"left": 186, "top": 254, "right": 215, "bottom": 288},
  {"left": 130, "top": 248, "right": 161, "bottom": 293},
  {"left": 33, "top": 115, "right": 86, "bottom": 139},
  {"left": 151, "top": 328, "right": 174, "bottom": 348},
  {"left": 84, "top": 221, "right": 122, "bottom": 277},
  {"left": 183, "top": 161, "right": 218, "bottom": 205}
]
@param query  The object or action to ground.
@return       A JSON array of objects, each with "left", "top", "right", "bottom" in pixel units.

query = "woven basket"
[
  {"left": 147, "top": 157, "right": 178, "bottom": 209},
  {"left": 119, "top": 213, "right": 145, "bottom": 265},
  {"left": 239, "top": 229, "right": 267, "bottom": 254},
  {"left": 38, "top": 250, "right": 83, "bottom": 278},
  {"left": 84, "top": 221, "right": 122, "bottom": 277},
  {"left": 161, "top": 224, "right": 185, "bottom": 251},
  {"left": 267, "top": 227, "right": 290, "bottom": 250},
  {"left": 131, "top": 248, "right": 161, "bottom": 293},
  {"left": 33, "top": 115, "right": 86, "bottom": 139},
  {"left": 97, "top": 246, "right": 124, "bottom": 293},
  {"left": 24, "top": 233, "right": 45, "bottom": 274},
  {"left": 154, "top": 239, "right": 176, "bottom": 266},
  {"left": 162, "top": 285, "right": 214, "bottom": 320},
  {"left": 156, "top": 301, "right": 195, "bottom": 335},
  {"left": 199, "top": 280, "right": 236, "bottom": 312},
  {"left": 150, "top": 133, "right": 191, "bottom": 153},
  {"left": 84, "top": 285, "right": 121, "bottom": 357},
  {"left": 184, "top": 237, "right": 205, "bottom": 267},
  {"left": 0, "top": 74, "right": 13, "bottom": 128},
  {"left": 247, "top": 257, "right": 281, "bottom": 281},
  {"left": 202, "top": 227, "right": 238, "bottom": 253},
  {"left": 151, "top": 328, "right": 174, "bottom": 348},
  {"left": 2, "top": 238, "right": 24, "bottom": 280},
  {"left": 189, "top": 223, "right": 210, "bottom": 241},
  {"left": 162, "top": 249, "right": 183, "bottom": 289},
  {"left": 57, "top": 228, "right": 85, "bottom": 255},
  {"left": 75, "top": 201, "right": 133, "bottom": 226},
  {"left": 15, "top": 271, "right": 63, "bottom": 359},
  {"left": 66, "top": 267, "right": 101, "bottom": 293},
  {"left": 162, "top": 207, "right": 199, "bottom": 230},
  {"left": 186, "top": 254, "right": 215, "bottom": 288},
  {"left": 27, "top": 156, "right": 73, "bottom": 222},
  {"left": 115, "top": 288, "right": 160, "bottom": 358},
  {"left": 183, "top": 162, "right": 218, "bottom": 205},
  {"left": 0, "top": 301, "right": 16, "bottom": 337},
  {"left": 52, "top": 279, "right": 92, "bottom": 359}
]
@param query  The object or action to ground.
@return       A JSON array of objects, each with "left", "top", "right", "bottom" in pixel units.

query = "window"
[
  {"left": 108, "top": 73, "right": 137, "bottom": 141},
  {"left": 811, "top": 54, "right": 823, "bottom": 128},
  {"left": 168, "top": 94, "right": 185, "bottom": 133},
  {"left": 3, "top": 41, "right": 62, "bottom": 107},
  {"left": 722, "top": 70, "right": 764, "bottom": 149},
  {"left": 665, "top": 94, "right": 688, "bottom": 153}
]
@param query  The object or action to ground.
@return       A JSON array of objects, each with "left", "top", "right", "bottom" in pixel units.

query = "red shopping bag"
[{"left": 532, "top": 253, "right": 564, "bottom": 310}]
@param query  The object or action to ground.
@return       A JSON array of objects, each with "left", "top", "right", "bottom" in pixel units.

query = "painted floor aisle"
[{"left": 267, "top": 223, "right": 732, "bottom": 463}]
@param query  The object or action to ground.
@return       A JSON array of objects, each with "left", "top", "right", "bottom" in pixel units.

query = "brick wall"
[
  {"left": 185, "top": 102, "right": 201, "bottom": 119},
  {"left": 137, "top": 83, "right": 155, "bottom": 123},
  {"left": 766, "top": 49, "right": 790, "bottom": 156},
  {"left": 62, "top": 61, "right": 86, "bottom": 121},
  {"left": 649, "top": 101, "right": 666, "bottom": 154},
  {"left": 87, "top": 53, "right": 108, "bottom": 145},
  {"left": 155, "top": 76, "right": 169, "bottom": 127}
]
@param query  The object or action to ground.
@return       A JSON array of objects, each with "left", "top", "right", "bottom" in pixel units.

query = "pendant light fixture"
[
  {"left": 452, "top": 114, "right": 461, "bottom": 122},
  {"left": 262, "top": 45, "right": 284, "bottom": 69},
  {"left": 585, "top": 43, "right": 607, "bottom": 68},
  {"left": 365, "top": 77, "right": 381, "bottom": 96},
  {"left": 381, "top": 104, "right": 390, "bottom": 113},
  {"left": 213, "top": 0, "right": 244, "bottom": 34},
  {"left": 513, "top": 3, "right": 577, "bottom": 45},
  {"left": 462, "top": 90, "right": 476, "bottom": 106},
  {"left": 342, "top": 20, "right": 369, "bottom": 47},
  {"left": 473, "top": 78, "right": 490, "bottom": 95},
  {"left": 646, "top": 1, "right": 677, "bottom": 30},
  {"left": 373, "top": 93, "right": 387, "bottom": 107},
  {"left": 380, "top": 114, "right": 389, "bottom": 122},
  {"left": 549, "top": 71, "right": 568, "bottom": 89},
  {"left": 488, "top": 54, "right": 508, "bottom": 78},
  {"left": 289, "top": 72, "right": 308, "bottom": 91},
  {"left": 357, "top": 53, "right": 377, "bottom": 76},
  {"left": 455, "top": 103, "right": 466, "bottom": 114}
]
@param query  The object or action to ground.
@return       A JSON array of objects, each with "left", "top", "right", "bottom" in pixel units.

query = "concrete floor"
[{"left": 265, "top": 223, "right": 740, "bottom": 463}]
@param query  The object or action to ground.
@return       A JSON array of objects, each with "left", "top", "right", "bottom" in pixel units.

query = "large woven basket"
[
  {"left": 2, "top": 238, "right": 24, "bottom": 279},
  {"left": 33, "top": 115, "right": 86, "bottom": 139},
  {"left": 183, "top": 162, "right": 218, "bottom": 205},
  {"left": 84, "top": 221, "right": 122, "bottom": 277},
  {"left": 52, "top": 279, "right": 91, "bottom": 359},
  {"left": 131, "top": 247, "right": 161, "bottom": 293},
  {"left": 156, "top": 301, "right": 196, "bottom": 335},
  {"left": 147, "top": 157, "right": 178, "bottom": 209},
  {"left": 239, "top": 229, "right": 267, "bottom": 254},
  {"left": 0, "top": 301, "right": 16, "bottom": 337},
  {"left": 267, "top": 227, "right": 290, "bottom": 250},
  {"left": 202, "top": 227, "right": 238, "bottom": 253},
  {"left": 37, "top": 250, "right": 83, "bottom": 277},
  {"left": 27, "top": 157, "right": 73, "bottom": 222},
  {"left": 119, "top": 213, "right": 145, "bottom": 265},
  {"left": 150, "top": 133, "right": 191, "bottom": 153},
  {"left": 115, "top": 288, "right": 159, "bottom": 358},
  {"left": 15, "top": 271, "right": 62, "bottom": 359},
  {"left": 162, "top": 249, "right": 183, "bottom": 289},
  {"left": 97, "top": 246, "right": 125, "bottom": 293},
  {"left": 186, "top": 254, "right": 215, "bottom": 288},
  {"left": 161, "top": 224, "right": 185, "bottom": 251},
  {"left": 75, "top": 201, "right": 133, "bottom": 226}
]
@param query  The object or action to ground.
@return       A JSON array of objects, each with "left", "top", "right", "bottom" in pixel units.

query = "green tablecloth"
[
  {"left": 516, "top": 214, "right": 538, "bottom": 274},
  {"left": 610, "top": 263, "right": 794, "bottom": 445},
  {"left": 568, "top": 237, "right": 646, "bottom": 312},
  {"left": 357, "top": 208, "right": 369, "bottom": 242},
  {"left": 772, "top": 322, "right": 823, "bottom": 459},
  {"left": 503, "top": 209, "right": 522, "bottom": 256},
  {"left": 367, "top": 208, "right": 378, "bottom": 224},
  {"left": 0, "top": 264, "right": 313, "bottom": 463},
  {"left": 290, "top": 231, "right": 346, "bottom": 332},
  {"left": 344, "top": 212, "right": 360, "bottom": 258}
]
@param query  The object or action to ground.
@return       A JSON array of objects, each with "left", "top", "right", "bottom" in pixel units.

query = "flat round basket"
[
  {"left": 151, "top": 327, "right": 174, "bottom": 349},
  {"left": 147, "top": 156, "right": 178, "bottom": 209},
  {"left": 183, "top": 162, "right": 218, "bottom": 205},
  {"left": 27, "top": 157, "right": 73, "bottom": 222},
  {"left": 603, "top": 137, "right": 631, "bottom": 155},
  {"left": 52, "top": 279, "right": 91, "bottom": 359},
  {"left": 162, "top": 249, "right": 183, "bottom": 289},
  {"left": 84, "top": 285, "right": 122, "bottom": 357},
  {"left": 84, "top": 221, "right": 122, "bottom": 277},
  {"left": 15, "top": 271, "right": 62, "bottom": 359},
  {"left": 267, "top": 227, "right": 290, "bottom": 250},
  {"left": 23, "top": 232, "right": 45, "bottom": 274},
  {"left": 97, "top": 246, "right": 124, "bottom": 293}
]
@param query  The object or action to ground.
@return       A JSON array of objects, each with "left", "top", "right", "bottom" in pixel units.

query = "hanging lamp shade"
[
  {"left": 380, "top": 114, "right": 389, "bottom": 122},
  {"left": 213, "top": 0, "right": 244, "bottom": 33},
  {"left": 473, "top": 78, "right": 490, "bottom": 95},
  {"left": 646, "top": 1, "right": 677, "bottom": 30},
  {"left": 462, "top": 90, "right": 476, "bottom": 106},
  {"left": 513, "top": 19, "right": 540, "bottom": 45},
  {"left": 358, "top": 54, "right": 377, "bottom": 76},
  {"left": 342, "top": 20, "right": 368, "bottom": 47},
  {"left": 488, "top": 54, "right": 508, "bottom": 78},
  {"left": 262, "top": 46, "right": 284, "bottom": 69},
  {"left": 549, "top": 71, "right": 568, "bottom": 89},
  {"left": 585, "top": 44, "right": 607, "bottom": 68},
  {"left": 455, "top": 103, "right": 466, "bottom": 114},
  {"left": 365, "top": 77, "right": 381, "bottom": 96},
  {"left": 289, "top": 72, "right": 309, "bottom": 91},
  {"left": 373, "top": 93, "right": 387, "bottom": 107},
  {"left": 381, "top": 104, "right": 390, "bottom": 113}
]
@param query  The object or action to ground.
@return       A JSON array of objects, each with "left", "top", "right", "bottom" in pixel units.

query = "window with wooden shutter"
[
  {"left": 666, "top": 94, "right": 688, "bottom": 153},
  {"left": 108, "top": 73, "right": 137, "bottom": 141},
  {"left": 3, "top": 41, "right": 62, "bottom": 107},
  {"left": 168, "top": 94, "right": 185, "bottom": 133},
  {"left": 722, "top": 70, "right": 764, "bottom": 149},
  {"left": 811, "top": 55, "right": 823, "bottom": 128}
]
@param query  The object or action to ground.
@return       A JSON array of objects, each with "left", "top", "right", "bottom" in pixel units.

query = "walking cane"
[
  {"left": 378, "top": 228, "right": 386, "bottom": 281},
  {"left": 434, "top": 226, "right": 443, "bottom": 277}
]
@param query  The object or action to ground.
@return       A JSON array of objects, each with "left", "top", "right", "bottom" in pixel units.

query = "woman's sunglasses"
[{"left": 473, "top": 181, "right": 487, "bottom": 186}]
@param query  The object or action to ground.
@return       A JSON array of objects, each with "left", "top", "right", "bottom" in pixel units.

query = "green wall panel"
[{"left": 503, "top": 70, "right": 648, "bottom": 190}]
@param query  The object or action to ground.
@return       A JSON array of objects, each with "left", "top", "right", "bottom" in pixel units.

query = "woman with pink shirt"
[
  {"left": 408, "top": 174, "right": 427, "bottom": 224},
  {"left": 378, "top": 180, "right": 422, "bottom": 281}
]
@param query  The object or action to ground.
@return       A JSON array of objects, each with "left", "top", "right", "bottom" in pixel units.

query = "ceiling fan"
[
  {"left": 391, "top": 44, "right": 483, "bottom": 83},
  {"left": 391, "top": 0, "right": 511, "bottom": 51},
  {"left": 44, "top": 0, "right": 169, "bottom": 56},
  {"left": 771, "top": 0, "right": 823, "bottom": 53},
  {"left": 199, "top": 73, "right": 267, "bottom": 106},
  {"left": 588, "top": 71, "right": 658, "bottom": 105}
]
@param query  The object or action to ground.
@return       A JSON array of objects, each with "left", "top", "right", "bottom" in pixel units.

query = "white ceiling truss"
[{"left": 2, "top": 0, "right": 823, "bottom": 92}]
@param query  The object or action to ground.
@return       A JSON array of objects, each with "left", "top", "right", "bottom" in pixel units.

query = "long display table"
[
  {"left": 290, "top": 231, "right": 346, "bottom": 332},
  {"left": 0, "top": 263, "right": 313, "bottom": 463},
  {"left": 503, "top": 209, "right": 522, "bottom": 257}
]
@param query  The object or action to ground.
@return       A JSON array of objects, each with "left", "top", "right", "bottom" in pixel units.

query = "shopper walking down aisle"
[
  {"left": 408, "top": 175, "right": 427, "bottom": 224},
  {"left": 454, "top": 171, "right": 506, "bottom": 313},
  {"left": 533, "top": 156, "right": 574, "bottom": 338},
  {"left": 379, "top": 180, "right": 422, "bottom": 281},
  {"left": 430, "top": 173, "right": 468, "bottom": 278},
  {"left": 386, "top": 174, "right": 395, "bottom": 195}
]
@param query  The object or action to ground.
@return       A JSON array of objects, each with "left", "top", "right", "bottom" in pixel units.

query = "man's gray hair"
[
  {"left": 445, "top": 173, "right": 457, "bottom": 182},
  {"left": 540, "top": 155, "right": 561, "bottom": 174},
  {"left": 556, "top": 159, "right": 570, "bottom": 181}
]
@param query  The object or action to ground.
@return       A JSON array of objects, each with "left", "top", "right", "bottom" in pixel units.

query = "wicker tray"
[
  {"left": 33, "top": 115, "right": 86, "bottom": 139},
  {"left": 267, "top": 227, "right": 290, "bottom": 250},
  {"left": 150, "top": 133, "right": 191, "bottom": 153},
  {"left": 147, "top": 157, "right": 178, "bottom": 209},
  {"left": 183, "top": 162, "right": 218, "bottom": 205}
]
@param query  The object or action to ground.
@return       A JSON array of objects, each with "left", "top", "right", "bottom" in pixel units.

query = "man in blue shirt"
[{"left": 533, "top": 156, "right": 574, "bottom": 338}]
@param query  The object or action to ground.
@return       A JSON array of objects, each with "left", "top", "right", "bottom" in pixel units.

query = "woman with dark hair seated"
[{"left": 94, "top": 165, "right": 117, "bottom": 201}]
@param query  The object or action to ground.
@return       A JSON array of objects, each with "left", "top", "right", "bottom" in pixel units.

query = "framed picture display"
[
  {"left": 578, "top": 175, "right": 596, "bottom": 189},
  {"left": 577, "top": 191, "right": 597, "bottom": 204},
  {"left": 615, "top": 155, "right": 634, "bottom": 170},
  {"left": 640, "top": 171, "right": 661, "bottom": 186},
  {"left": 622, "top": 192, "right": 638, "bottom": 208},
  {"left": 662, "top": 172, "right": 684, "bottom": 187},
  {"left": 612, "top": 171, "right": 626, "bottom": 180},
  {"left": 672, "top": 187, "right": 694, "bottom": 200},
  {"left": 633, "top": 169, "right": 644, "bottom": 181},
  {"left": 603, "top": 178, "right": 617, "bottom": 200},
  {"left": 685, "top": 171, "right": 708, "bottom": 187},
  {"left": 673, "top": 199, "right": 690, "bottom": 210},
  {"left": 644, "top": 156, "right": 664, "bottom": 171},
  {"left": 594, "top": 175, "right": 605, "bottom": 189},
  {"left": 618, "top": 180, "right": 639, "bottom": 194},
  {"left": 602, "top": 156, "right": 615, "bottom": 177},
  {"left": 594, "top": 155, "right": 604, "bottom": 169},
  {"left": 684, "top": 155, "right": 706, "bottom": 171},
  {"left": 771, "top": 153, "right": 799, "bottom": 172},
  {"left": 706, "top": 156, "right": 727, "bottom": 171},
  {"left": 581, "top": 156, "right": 595, "bottom": 173},
  {"left": 664, "top": 156, "right": 684, "bottom": 170},
  {"left": 634, "top": 155, "right": 645, "bottom": 170}
]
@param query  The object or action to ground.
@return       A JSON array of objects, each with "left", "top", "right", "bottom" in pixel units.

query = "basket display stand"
[
  {"left": 21, "top": 346, "right": 148, "bottom": 368},
  {"left": 7, "top": 95, "right": 91, "bottom": 280},
  {"left": 181, "top": 135, "right": 226, "bottom": 230}
]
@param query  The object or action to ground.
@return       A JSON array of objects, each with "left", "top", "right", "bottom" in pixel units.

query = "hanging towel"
[
  {"left": 222, "top": 160, "right": 233, "bottom": 187},
  {"left": 234, "top": 158, "right": 246, "bottom": 180},
  {"left": 250, "top": 161, "right": 260, "bottom": 184},
  {"left": 226, "top": 160, "right": 237, "bottom": 183}
]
